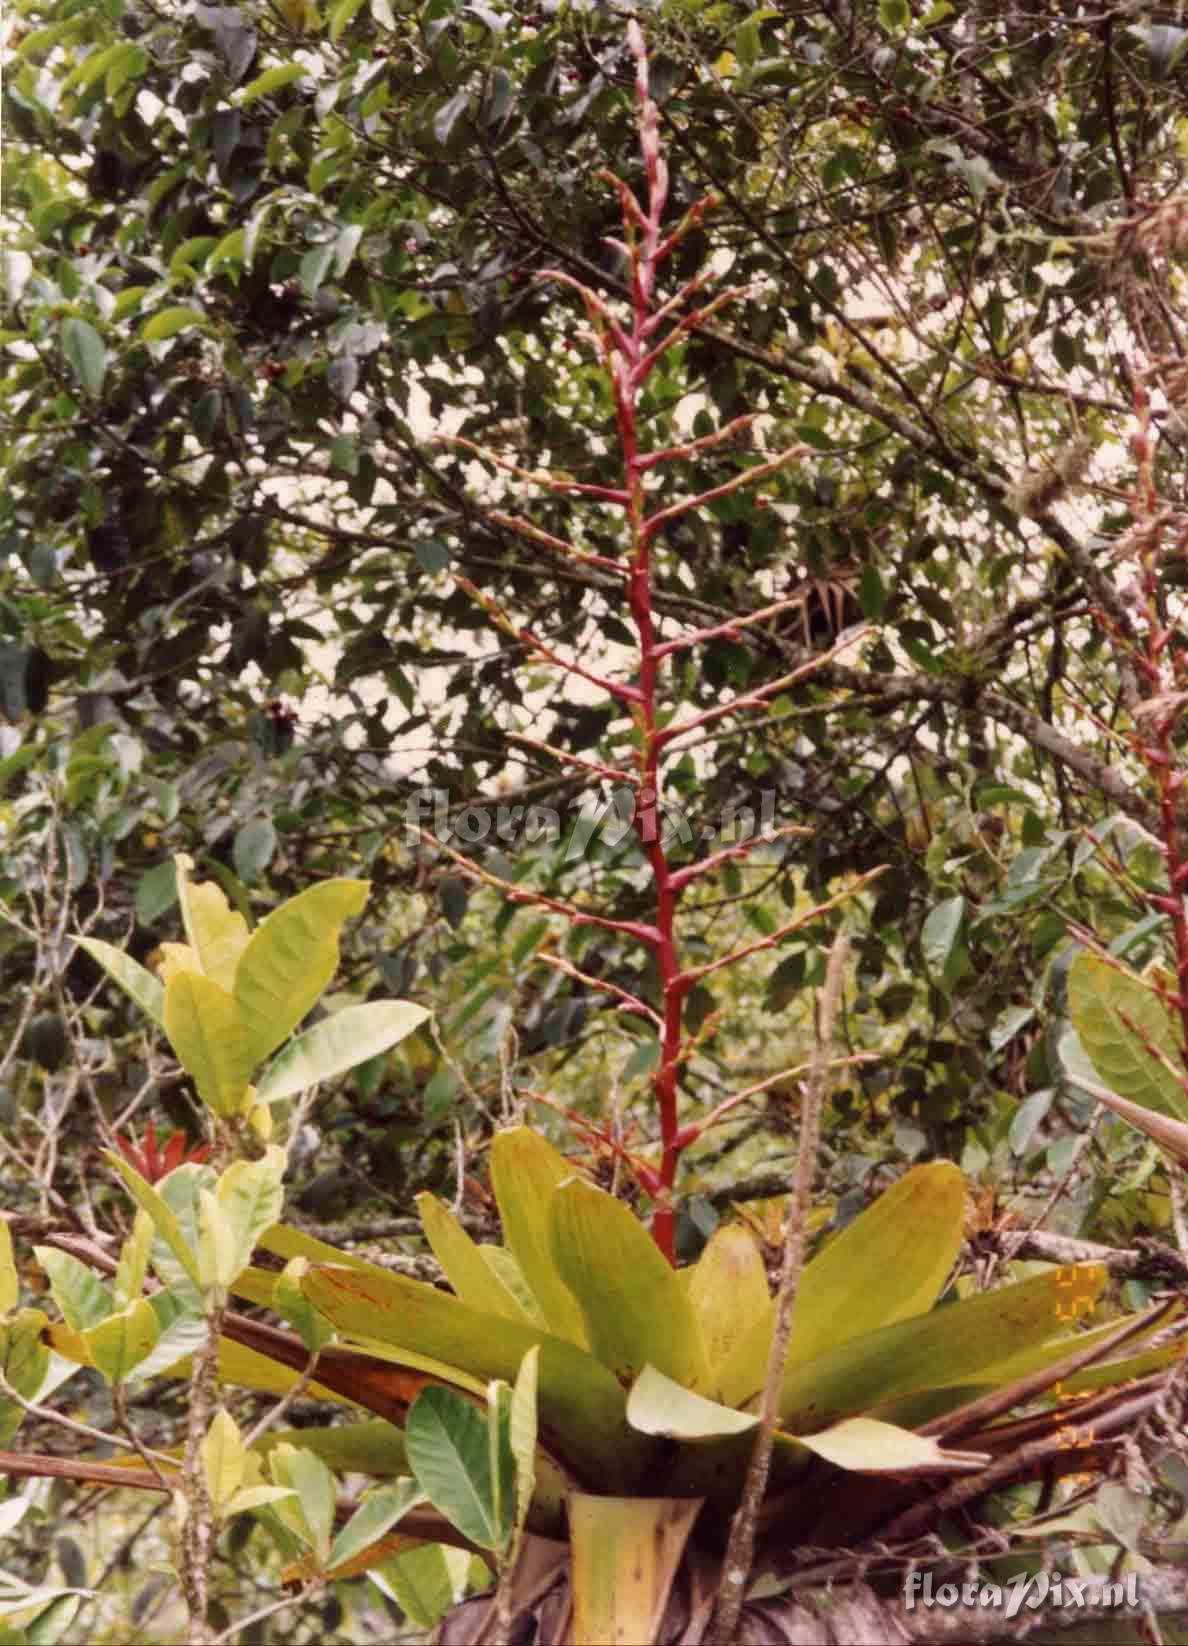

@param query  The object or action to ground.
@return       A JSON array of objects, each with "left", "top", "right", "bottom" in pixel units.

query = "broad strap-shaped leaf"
[
  {"left": 796, "top": 1416, "right": 989, "bottom": 1475},
  {"left": 164, "top": 971, "right": 256, "bottom": 1117},
  {"left": 256, "top": 1000, "right": 429, "bottom": 1102},
  {"left": 627, "top": 1364, "right": 758, "bottom": 1440},
  {"left": 174, "top": 854, "right": 251, "bottom": 989},
  {"left": 686, "top": 1225, "right": 770, "bottom": 1375},
  {"left": 301, "top": 1264, "right": 655, "bottom": 1491},
  {"left": 569, "top": 1493, "right": 702, "bottom": 1646},
  {"left": 550, "top": 1178, "right": 711, "bottom": 1391},
  {"left": 489, "top": 1128, "right": 589, "bottom": 1347},
  {"left": 718, "top": 1161, "right": 966, "bottom": 1408},
  {"left": 233, "top": 878, "right": 369, "bottom": 1065},
  {"left": 479, "top": 1246, "right": 549, "bottom": 1329},
  {"left": 1068, "top": 950, "right": 1188, "bottom": 1121},
  {"left": 416, "top": 1193, "right": 530, "bottom": 1322},
  {"left": 253, "top": 1420, "right": 409, "bottom": 1478},
  {"left": 256, "top": 1221, "right": 397, "bottom": 1279},
  {"left": 75, "top": 938, "right": 165, "bottom": 1028},
  {"left": 778, "top": 1263, "right": 1106, "bottom": 1434}
]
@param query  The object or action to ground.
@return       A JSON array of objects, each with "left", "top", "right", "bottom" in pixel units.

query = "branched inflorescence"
[{"left": 434, "top": 24, "right": 876, "bottom": 1260}]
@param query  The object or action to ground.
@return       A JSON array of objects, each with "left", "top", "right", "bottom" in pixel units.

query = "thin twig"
[{"left": 707, "top": 932, "right": 849, "bottom": 1645}]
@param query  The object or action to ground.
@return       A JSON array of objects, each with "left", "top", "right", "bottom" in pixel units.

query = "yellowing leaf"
[
  {"left": 0, "top": 1218, "right": 16, "bottom": 1315},
  {"left": 165, "top": 972, "right": 256, "bottom": 1117},
  {"left": 174, "top": 858, "right": 251, "bottom": 990},
  {"left": 718, "top": 1161, "right": 966, "bottom": 1409},
  {"left": 489, "top": 1128, "right": 588, "bottom": 1348},
  {"left": 84, "top": 1297, "right": 160, "bottom": 1385},
  {"left": 778, "top": 1264, "right": 1106, "bottom": 1434},
  {"left": 569, "top": 1493, "right": 701, "bottom": 1646},
  {"left": 202, "top": 1408, "right": 247, "bottom": 1508},
  {"left": 550, "top": 1178, "right": 710, "bottom": 1392},
  {"left": 796, "top": 1416, "right": 988, "bottom": 1474},
  {"left": 416, "top": 1194, "right": 529, "bottom": 1322},
  {"left": 687, "top": 1225, "right": 770, "bottom": 1377},
  {"left": 233, "top": 879, "right": 369, "bottom": 1065}
]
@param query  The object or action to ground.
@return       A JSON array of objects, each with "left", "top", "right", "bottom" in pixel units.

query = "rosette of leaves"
[{"left": 10, "top": 1126, "right": 1180, "bottom": 1642}]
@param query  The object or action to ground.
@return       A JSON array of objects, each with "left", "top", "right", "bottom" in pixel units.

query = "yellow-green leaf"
[
  {"left": 779, "top": 1264, "right": 1106, "bottom": 1434},
  {"left": 112, "top": 1210, "right": 155, "bottom": 1312},
  {"left": 0, "top": 1218, "right": 16, "bottom": 1315},
  {"left": 508, "top": 1346, "right": 539, "bottom": 1567},
  {"left": 416, "top": 1194, "right": 529, "bottom": 1322},
  {"left": 165, "top": 972, "right": 256, "bottom": 1117},
  {"left": 718, "top": 1161, "right": 966, "bottom": 1409},
  {"left": 687, "top": 1225, "right": 770, "bottom": 1377},
  {"left": 627, "top": 1364, "right": 758, "bottom": 1440},
  {"left": 216, "top": 1149, "right": 287, "bottom": 1277},
  {"left": 269, "top": 1443, "right": 335, "bottom": 1563},
  {"left": 256, "top": 1000, "right": 429, "bottom": 1102},
  {"left": 302, "top": 1265, "right": 654, "bottom": 1492},
  {"left": 84, "top": 1297, "right": 160, "bottom": 1384},
  {"left": 75, "top": 938, "right": 164, "bottom": 1028},
  {"left": 238, "top": 62, "right": 308, "bottom": 105},
  {"left": 34, "top": 1246, "right": 112, "bottom": 1331},
  {"left": 174, "top": 856, "right": 251, "bottom": 989},
  {"left": 796, "top": 1416, "right": 989, "bottom": 1474},
  {"left": 550, "top": 1178, "right": 710, "bottom": 1391},
  {"left": 102, "top": 1152, "right": 201, "bottom": 1289},
  {"left": 141, "top": 306, "right": 207, "bottom": 341},
  {"left": 203, "top": 1408, "right": 247, "bottom": 1508},
  {"left": 233, "top": 879, "right": 369, "bottom": 1065},
  {"left": 489, "top": 1128, "right": 588, "bottom": 1347},
  {"left": 198, "top": 1188, "right": 240, "bottom": 1299}
]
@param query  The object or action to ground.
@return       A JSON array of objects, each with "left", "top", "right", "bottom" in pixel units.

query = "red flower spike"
[{"left": 114, "top": 1120, "right": 210, "bottom": 1185}]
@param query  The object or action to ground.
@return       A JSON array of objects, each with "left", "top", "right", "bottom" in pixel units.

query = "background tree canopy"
[{"left": 3, "top": 0, "right": 1188, "bottom": 1209}]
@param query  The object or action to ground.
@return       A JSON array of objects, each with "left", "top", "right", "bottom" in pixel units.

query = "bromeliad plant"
[{"left": 1, "top": 29, "right": 1185, "bottom": 1646}]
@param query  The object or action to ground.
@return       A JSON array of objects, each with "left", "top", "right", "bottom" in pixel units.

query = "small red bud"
[{"left": 755, "top": 495, "right": 770, "bottom": 509}]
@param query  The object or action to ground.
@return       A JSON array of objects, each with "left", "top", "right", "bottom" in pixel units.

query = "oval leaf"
[
  {"left": 141, "top": 306, "right": 207, "bottom": 342},
  {"left": 233, "top": 878, "right": 369, "bottom": 1066},
  {"left": 256, "top": 1000, "right": 429, "bottom": 1102},
  {"left": 76, "top": 937, "right": 166, "bottom": 1028},
  {"left": 405, "top": 1385, "right": 503, "bottom": 1550},
  {"left": 61, "top": 317, "right": 106, "bottom": 396},
  {"left": 627, "top": 1364, "right": 758, "bottom": 1440},
  {"left": 1068, "top": 950, "right": 1188, "bottom": 1121}
]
